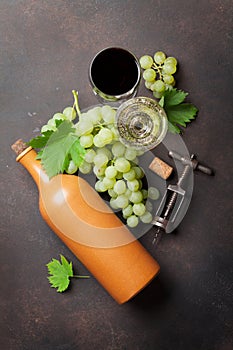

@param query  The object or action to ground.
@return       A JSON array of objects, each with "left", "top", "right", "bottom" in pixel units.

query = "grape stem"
[
  {"left": 152, "top": 63, "right": 163, "bottom": 80},
  {"left": 72, "top": 90, "right": 81, "bottom": 117}
]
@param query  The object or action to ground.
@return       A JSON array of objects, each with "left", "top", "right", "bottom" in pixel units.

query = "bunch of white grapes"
[
  {"left": 139, "top": 51, "right": 178, "bottom": 98},
  {"left": 72, "top": 105, "right": 160, "bottom": 228}
]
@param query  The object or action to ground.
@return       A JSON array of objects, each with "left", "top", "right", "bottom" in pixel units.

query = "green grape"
[
  {"left": 93, "top": 153, "right": 108, "bottom": 167},
  {"left": 145, "top": 80, "right": 155, "bottom": 90},
  {"left": 150, "top": 82, "right": 157, "bottom": 91},
  {"left": 138, "top": 179, "right": 143, "bottom": 190},
  {"left": 125, "top": 188, "right": 132, "bottom": 198},
  {"left": 162, "top": 74, "right": 175, "bottom": 85},
  {"left": 164, "top": 56, "right": 177, "bottom": 66},
  {"left": 102, "top": 176, "right": 116, "bottom": 190},
  {"left": 136, "top": 149, "right": 145, "bottom": 156},
  {"left": 96, "top": 147, "right": 112, "bottom": 159},
  {"left": 171, "top": 78, "right": 176, "bottom": 86},
  {"left": 127, "top": 215, "right": 139, "bottom": 228},
  {"left": 79, "top": 112, "right": 88, "bottom": 121},
  {"left": 113, "top": 180, "right": 126, "bottom": 195},
  {"left": 123, "top": 169, "right": 136, "bottom": 181},
  {"left": 132, "top": 166, "right": 144, "bottom": 179},
  {"left": 101, "top": 105, "right": 116, "bottom": 124},
  {"left": 111, "top": 141, "right": 126, "bottom": 157},
  {"left": 145, "top": 200, "right": 153, "bottom": 212},
  {"left": 108, "top": 188, "right": 117, "bottom": 198},
  {"left": 93, "top": 165, "right": 106, "bottom": 178},
  {"left": 162, "top": 62, "right": 177, "bottom": 74},
  {"left": 152, "top": 80, "right": 165, "bottom": 93},
  {"left": 66, "top": 160, "right": 78, "bottom": 174},
  {"left": 115, "top": 194, "right": 129, "bottom": 209},
  {"left": 80, "top": 134, "right": 94, "bottom": 148},
  {"left": 165, "top": 83, "right": 174, "bottom": 90},
  {"left": 140, "top": 211, "right": 153, "bottom": 224},
  {"left": 139, "top": 55, "right": 154, "bottom": 69},
  {"left": 79, "top": 161, "right": 92, "bottom": 174},
  {"left": 116, "top": 171, "right": 123, "bottom": 179},
  {"left": 133, "top": 203, "right": 146, "bottom": 216},
  {"left": 63, "top": 107, "right": 76, "bottom": 121},
  {"left": 98, "top": 127, "right": 113, "bottom": 145},
  {"left": 47, "top": 118, "right": 57, "bottom": 127},
  {"left": 52, "top": 113, "right": 67, "bottom": 122},
  {"left": 99, "top": 181, "right": 107, "bottom": 192},
  {"left": 75, "top": 119, "right": 93, "bottom": 136},
  {"left": 122, "top": 204, "right": 133, "bottom": 218},
  {"left": 95, "top": 180, "right": 102, "bottom": 192},
  {"left": 110, "top": 126, "right": 119, "bottom": 140},
  {"left": 86, "top": 107, "right": 102, "bottom": 124},
  {"left": 143, "top": 68, "right": 156, "bottom": 82},
  {"left": 95, "top": 180, "right": 107, "bottom": 192},
  {"left": 154, "top": 51, "right": 166, "bottom": 65},
  {"left": 109, "top": 198, "right": 119, "bottom": 210},
  {"left": 41, "top": 124, "right": 56, "bottom": 133},
  {"left": 105, "top": 165, "right": 117, "bottom": 179},
  {"left": 153, "top": 91, "right": 163, "bottom": 99},
  {"left": 127, "top": 179, "right": 139, "bottom": 192},
  {"left": 124, "top": 148, "right": 137, "bottom": 161},
  {"left": 148, "top": 186, "right": 160, "bottom": 200},
  {"left": 93, "top": 134, "right": 105, "bottom": 148},
  {"left": 84, "top": 149, "right": 96, "bottom": 163},
  {"left": 114, "top": 158, "right": 131, "bottom": 173},
  {"left": 129, "top": 190, "right": 143, "bottom": 204},
  {"left": 132, "top": 156, "right": 139, "bottom": 165},
  {"left": 141, "top": 189, "right": 148, "bottom": 199}
]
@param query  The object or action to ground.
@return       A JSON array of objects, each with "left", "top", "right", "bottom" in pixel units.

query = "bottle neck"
[{"left": 16, "top": 147, "right": 43, "bottom": 188}]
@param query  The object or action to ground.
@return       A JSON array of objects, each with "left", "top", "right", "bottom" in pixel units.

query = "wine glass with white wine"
[{"left": 115, "top": 96, "right": 168, "bottom": 151}]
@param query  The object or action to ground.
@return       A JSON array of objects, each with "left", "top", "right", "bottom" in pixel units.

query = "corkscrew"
[{"left": 152, "top": 151, "right": 214, "bottom": 244}]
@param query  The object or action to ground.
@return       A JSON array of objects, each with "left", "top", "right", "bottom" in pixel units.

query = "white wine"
[{"left": 116, "top": 96, "right": 168, "bottom": 150}]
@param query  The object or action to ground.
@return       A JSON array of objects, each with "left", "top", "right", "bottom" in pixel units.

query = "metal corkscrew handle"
[
  {"left": 152, "top": 163, "right": 190, "bottom": 244},
  {"left": 152, "top": 151, "right": 214, "bottom": 245},
  {"left": 168, "top": 151, "right": 214, "bottom": 175}
]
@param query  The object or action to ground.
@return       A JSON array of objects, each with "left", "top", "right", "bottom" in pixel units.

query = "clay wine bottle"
[{"left": 12, "top": 139, "right": 160, "bottom": 304}]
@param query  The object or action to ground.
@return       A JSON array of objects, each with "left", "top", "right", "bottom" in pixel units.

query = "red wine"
[{"left": 90, "top": 47, "right": 140, "bottom": 96}]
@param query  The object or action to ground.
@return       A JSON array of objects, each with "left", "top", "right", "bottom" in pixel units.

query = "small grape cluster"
[
  {"left": 139, "top": 51, "right": 178, "bottom": 98},
  {"left": 73, "top": 105, "right": 159, "bottom": 228}
]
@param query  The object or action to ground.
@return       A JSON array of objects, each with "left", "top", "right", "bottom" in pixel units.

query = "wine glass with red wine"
[{"left": 89, "top": 47, "right": 141, "bottom": 106}]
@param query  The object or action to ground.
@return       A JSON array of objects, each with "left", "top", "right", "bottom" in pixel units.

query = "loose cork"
[{"left": 149, "top": 156, "right": 173, "bottom": 180}]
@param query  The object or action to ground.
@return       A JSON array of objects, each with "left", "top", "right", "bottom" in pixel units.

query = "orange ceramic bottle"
[{"left": 12, "top": 140, "right": 160, "bottom": 304}]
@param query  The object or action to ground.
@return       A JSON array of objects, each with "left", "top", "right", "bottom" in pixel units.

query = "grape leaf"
[
  {"left": 70, "top": 139, "right": 86, "bottom": 167},
  {"left": 61, "top": 153, "right": 71, "bottom": 173},
  {"left": 35, "top": 150, "right": 44, "bottom": 160},
  {"left": 160, "top": 88, "right": 198, "bottom": 133},
  {"left": 163, "top": 88, "right": 188, "bottom": 106},
  {"left": 46, "top": 255, "right": 73, "bottom": 292},
  {"left": 166, "top": 103, "right": 197, "bottom": 125},
  {"left": 41, "top": 120, "right": 85, "bottom": 178},
  {"left": 28, "top": 120, "right": 64, "bottom": 151},
  {"left": 28, "top": 130, "right": 54, "bottom": 149},
  {"left": 46, "top": 255, "right": 90, "bottom": 293}
]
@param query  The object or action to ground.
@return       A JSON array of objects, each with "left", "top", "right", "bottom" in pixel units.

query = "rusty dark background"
[{"left": 1, "top": 1, "right": 233, "bottom": 349}]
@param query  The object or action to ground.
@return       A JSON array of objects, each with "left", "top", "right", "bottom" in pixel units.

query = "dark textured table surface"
[{"left": 1, "top": 1, "right": 233, "bottom": 349}]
